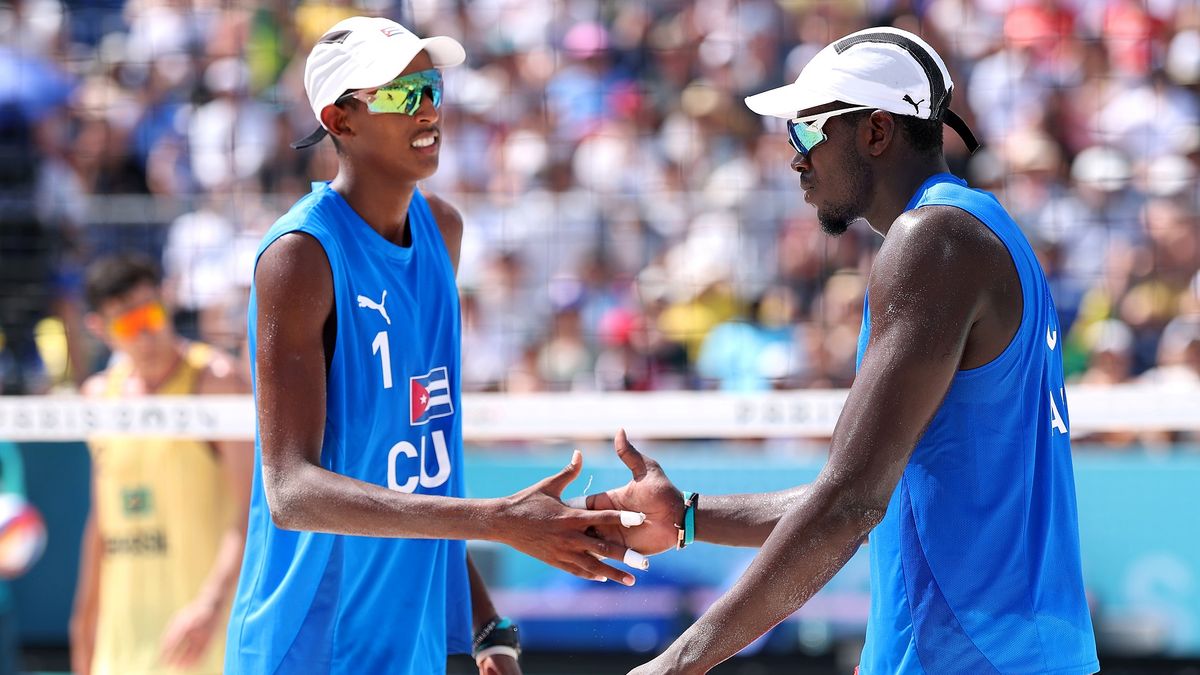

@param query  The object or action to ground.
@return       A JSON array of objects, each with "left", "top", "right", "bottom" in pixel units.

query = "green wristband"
[{"left": 678, "top": 491, "right": 698, "bottom": 549}]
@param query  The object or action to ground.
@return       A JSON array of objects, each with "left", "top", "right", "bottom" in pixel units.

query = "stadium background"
[{"left": 1, "top": 0, "right": 1199, "bottom": 673}]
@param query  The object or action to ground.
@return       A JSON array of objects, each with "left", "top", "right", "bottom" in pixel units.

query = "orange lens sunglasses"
[{"left": 107, "top": 302, "right": 167, "bottom": 341}]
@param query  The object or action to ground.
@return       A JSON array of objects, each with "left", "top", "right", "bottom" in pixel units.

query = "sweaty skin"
[{"left": 607, "top": 103, "right": 1022, "bottom": 674}]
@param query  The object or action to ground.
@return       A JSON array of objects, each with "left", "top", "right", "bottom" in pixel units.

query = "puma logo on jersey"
[
  {"left": 357, "top": 290, "right": 391, "bottom": 325},
  {"left": 1046, "top": 326, "right": 1058, "bottom": 351}
]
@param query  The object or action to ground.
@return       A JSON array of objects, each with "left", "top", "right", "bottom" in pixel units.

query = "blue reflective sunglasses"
[{"left": 786, "top": 105, "right": 875, "bottom": 156}]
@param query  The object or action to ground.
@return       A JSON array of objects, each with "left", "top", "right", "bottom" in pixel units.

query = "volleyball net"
[{"left": 2, "top": 384, "right": 1198, "bottom": 441}]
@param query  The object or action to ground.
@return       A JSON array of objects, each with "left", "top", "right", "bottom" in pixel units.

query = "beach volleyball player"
[
  {"left": 585, "top": 28, "right": 1100, "bottom": 675},
  {"left": 223, "top": 17, "right": 646, "bottom": 675}
]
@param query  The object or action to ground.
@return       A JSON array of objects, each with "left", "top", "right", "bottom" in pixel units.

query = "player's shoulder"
[
  {"left": 421, "top": 191, "right": 463, "bottom": 245},
  {"left": 257, "top": 229, "right": 330, "bottom": 279},
  {"left": 80, "top": 370, "right": 110, "bottom": 398},
  {"left": 254, "top": 230, "right": 335, "bottom": 327},
  {"left": 872, "top": 205, "right": 1001, "bottom": 301},
  {"left": 190, "top": 342, "right": 249, "bottom": 395},
  {"left": 887, "top": 204, "right": 1002, "bottom": 267}
]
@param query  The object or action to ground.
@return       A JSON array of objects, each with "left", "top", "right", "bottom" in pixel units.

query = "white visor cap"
[
  {"left": 746, "top": 27, "right": 979, "bottom": 152},
  {"left": 294, "top": 16, "right": 465, "bottom": 148}
]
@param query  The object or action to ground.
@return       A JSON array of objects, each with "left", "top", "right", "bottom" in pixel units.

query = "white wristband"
[
  {"left": 565, "top": 495, "right": 588, "bottom": 508},
  {"left": 475, "top": 645, "right": 520, "bottom": 664}
]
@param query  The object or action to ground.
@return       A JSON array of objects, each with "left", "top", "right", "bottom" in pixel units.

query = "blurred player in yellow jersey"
[{"left": 69, "top": 255, "right": 253, "bottom": 675}]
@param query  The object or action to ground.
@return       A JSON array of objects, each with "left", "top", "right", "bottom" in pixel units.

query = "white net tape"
[{"left": 1, "top": 385, "right": 1197, "bottom": 441}]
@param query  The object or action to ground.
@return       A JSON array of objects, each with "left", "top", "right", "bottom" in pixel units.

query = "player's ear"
[
  {"left": 321, "top": 103, "right": 354, "bottom": 142},
  {"left": 864, "top": 110, "right": 896, "bottom": 158}
]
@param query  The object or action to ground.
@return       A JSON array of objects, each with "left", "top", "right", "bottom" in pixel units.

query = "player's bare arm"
[
  {"left": 629, "top": 206, "right": 1016, "bottom": 674},
  {"left": 466, "top": 556, "right": 521, "bottom": 675},
  {"left": 254, "top": 232, "right": 639, "bottom": 585},
  {"left": 69, "top": 466, "right": 103, "bottom": 675},
  {"left": 425, "top": 192, "right": 464, "bottom": 275},
  {"left": 159, "top": 354, "right": 254, "bottom": 668},
  {"left": 70, "top": 372, "right": 118, "bottom": 675}
]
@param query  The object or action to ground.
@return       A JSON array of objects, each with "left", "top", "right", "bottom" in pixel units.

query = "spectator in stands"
[{"left": 0, "top": 0, "right": 1193, "bottom": 426}]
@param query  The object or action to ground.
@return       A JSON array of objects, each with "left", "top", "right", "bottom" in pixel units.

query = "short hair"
[
  {"left": 85, "top": 254, "right": 161, "bottom": 310},
  {"left": 840, "top": 108, "right": 944, "bottom": 158},
  {"left": 896, "top": 114, "right": 944, "bottom": 157}
]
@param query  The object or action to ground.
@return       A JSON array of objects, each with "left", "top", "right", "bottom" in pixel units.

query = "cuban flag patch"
[{"left": 410, "top": 366, "right": 454, "bottom": 426}]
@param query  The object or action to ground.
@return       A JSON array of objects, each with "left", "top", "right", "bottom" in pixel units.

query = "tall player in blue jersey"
[
  {"left": 580, "top": 27, "right": 1100, "bottom": 674},
  {"left": 224, "top": 16, "right": 648, "bottom": 675}
]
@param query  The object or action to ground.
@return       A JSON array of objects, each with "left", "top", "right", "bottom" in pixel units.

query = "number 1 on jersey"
[{"left": 372, "top": 331, "right": 393, "bottom": 389}]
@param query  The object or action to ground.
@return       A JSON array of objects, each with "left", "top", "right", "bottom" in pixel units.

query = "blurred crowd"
[{"left": 0, "top": 0, "right": 1197, "bottom": 432}]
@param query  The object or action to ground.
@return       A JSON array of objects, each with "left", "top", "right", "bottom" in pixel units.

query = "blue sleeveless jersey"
[
  {"left": 856, "top": 174, "right": 1098, "bottom": 674},
  {"left": 226, "top": 182, "right": 471, "bottom": 674}
]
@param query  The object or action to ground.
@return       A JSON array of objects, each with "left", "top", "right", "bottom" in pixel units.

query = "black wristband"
[{"left": 472, "top": 616, "right": 520, "bottom": 661}]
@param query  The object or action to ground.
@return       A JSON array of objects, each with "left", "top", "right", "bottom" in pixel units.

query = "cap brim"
[
  {"left": 745, "top": 82, "right": 835, "bottom": 119},
  {"left": 290, "top": 126, "right": 328, "bottom": 150},
  {"left": 420, "top": 35, "right": 466, "bottom": 69}
]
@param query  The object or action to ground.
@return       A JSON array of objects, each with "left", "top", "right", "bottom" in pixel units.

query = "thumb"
[
  {"left": 614, "top": 429, "right": 648, "bottom": 480},
  {"left": 540, "top": 449, "right": 583, "bottom": 498}
]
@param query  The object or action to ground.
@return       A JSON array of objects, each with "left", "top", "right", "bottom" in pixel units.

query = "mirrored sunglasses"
[
  {"left": 108, "top": 302, "right": 167, "bottom": 341},
  {"left": 343, "top": 68, "right": 444, "bottom": 116},
  {"left": 786, "top": 105, "right": 876, "bottom": 156}
]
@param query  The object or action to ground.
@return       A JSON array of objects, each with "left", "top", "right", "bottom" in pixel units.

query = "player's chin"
[
  {"left": 396, "top": 154, "right": 439, "bottom": 180},
  {"left": 817, "top": 208, "right": 854, "bottom": 236}
]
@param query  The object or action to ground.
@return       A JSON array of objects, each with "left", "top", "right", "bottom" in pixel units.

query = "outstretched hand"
[
  {"left": 588, "top": 430, "right": 684, "bottom": 556},
  {"left": 497, "top": 449, "right": 645, "bottom": 585}
]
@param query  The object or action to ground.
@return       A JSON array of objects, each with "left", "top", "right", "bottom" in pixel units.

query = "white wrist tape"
[
  {"left": 475, "top": 645, "right": 520, "bottom": 664},
  {"left": 565, "top": 495, "right": 588, "bottom": 509}
]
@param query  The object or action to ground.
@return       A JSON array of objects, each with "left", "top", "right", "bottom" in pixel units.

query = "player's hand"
[
  {"left": 588, "top": 430, "right": 684, "bottom": 556},
  {"left": 477, "top": 653, "right": 521, "bottom": 675},
  {"left": 159, "top": 596, "right": 221, "bottom": 668},
  {"left": 497, "top": 450, "right": 646, "bottom": 586}
]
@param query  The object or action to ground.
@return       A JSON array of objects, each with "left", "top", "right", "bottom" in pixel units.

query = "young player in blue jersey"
[
  {"left": 224, "top": 17, "right": 646, "bottom": 675},
  {"left": 579, "top": 27, "right": 1100, "bottom": 675}
]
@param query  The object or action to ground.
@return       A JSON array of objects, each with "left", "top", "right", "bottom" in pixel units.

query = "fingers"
[
  {"left": 539, "top": 449, "right": 583, "bottom": 498},
  {"left": 623, "top": 548, "right": 650, "bottom": 571},
  {"left": 159, "top": 627, "right": 184, "bottom": 666},
  {"left": 620, "top": 510, "right": 646, "bottom": 527},
  {"left": 614, "top": 429, "right": 648, "bottom": 480},
  {"left": 559, "top": 559, "right": 616, "bottom": 584},
  {"left": 575, "top": 552, "right": 635, "bottom": 586},
  {"left": 160, "top": 629, "right": 202, "bottom": 668},
  {"left": 582, "top": 534, "right": 650, "bottom": 573},
  {"left": 578, "top": 508, "right": 646, "bottom": 530},
  {"left": 176, "top": 639, "right": 203, "bottom": 668}
]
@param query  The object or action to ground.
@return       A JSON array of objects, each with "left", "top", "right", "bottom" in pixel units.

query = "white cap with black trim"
[
  {"left": 745, "top": 27, "right": 980, "bottom": 153},
  {"left": 291, "top": 16, "right": 466, "bottom": 149}
]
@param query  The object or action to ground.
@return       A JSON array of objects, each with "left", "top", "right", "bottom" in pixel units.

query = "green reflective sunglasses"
[
  {"left": 342, "top": 68, "right": 444, "bottom": 115},
  {"left": 786, "top": 105, "right": 875, "bottom": 156}
]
